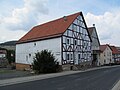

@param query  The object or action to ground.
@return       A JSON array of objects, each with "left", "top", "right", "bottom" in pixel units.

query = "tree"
[
  {"left": 6, "top": 50, "right": 15, "bottom": 64},
  {"left": 32, "top": 50, "right": 60, "bottom": 74}
]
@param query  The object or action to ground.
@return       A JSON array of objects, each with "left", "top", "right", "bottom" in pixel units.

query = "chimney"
[
  {"left": 93, "top": 24, "right": 95, "bottom": 27},
  {"left": 63, "top": 16, "right": 67, "bottom": 21}
]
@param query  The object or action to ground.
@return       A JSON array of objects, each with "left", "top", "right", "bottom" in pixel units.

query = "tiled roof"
[
  {"left": 100, "top": 44, "right": 111, "bottom": 52},
  {"left": 100, "top": 45, "right": 107, "bottom": 52},
  {"left": 110, "top": 46, "right": 119, "bottom": 54},
  {"left": 17, "top": 12, "right": 81, "bottom": 44}
]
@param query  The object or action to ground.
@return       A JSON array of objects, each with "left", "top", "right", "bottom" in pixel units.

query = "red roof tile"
[
  {"left": 18, "top": 12, "right": 81, "bottom": 43},
  {"left": 100, "top": 45, "right": 107, "bottom": 52},
  {"left": 110, "top": 46, "right": 119, "bottom": 54},
  {"left": 100, "top": 44, "right": 111, "bottom": 52}
]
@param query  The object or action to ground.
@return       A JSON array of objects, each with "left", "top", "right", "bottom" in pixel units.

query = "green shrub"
[{"left": 32, "top": 50, "right": 61, "bottom": 74}]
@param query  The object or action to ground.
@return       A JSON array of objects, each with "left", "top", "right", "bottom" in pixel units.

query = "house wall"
[
  {"left": 16, "top": 37, "right": 61, "bottom": 70},
  {"left": 90, "top": 28, "right": 100, "bottom": 66},
  {"left": 100, "top": 46, "right": 112, "bottom": 65},
  {"left": 62, "top": 15, "right": 91, "bottom": 65},
  {"left": 91, "top": 29, "right": 100, "bottom": 51}
]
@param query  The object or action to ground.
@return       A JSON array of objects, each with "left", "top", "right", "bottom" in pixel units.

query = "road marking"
[{"left": 112, "top": 80, "right": 120, "bottom": 90}]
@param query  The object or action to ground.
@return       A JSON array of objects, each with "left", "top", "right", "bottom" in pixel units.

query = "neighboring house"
[
  {"left": 111, "top": 46, "right": 120, "bottom": 64},
  {"left": 0, "top": 49, "right": 7, "bottom": 59},
  {"left": 99, "top": 44, "right": 112, "bottom": 65},
  {"left": 16, "top": 12, "right": 92, "bottom": 70},
  {"left": 88, "top": 25, "right": 100, "bottom": 66},
  {"left": 0, "top": 48, "right": 8, "bottom": 67}
]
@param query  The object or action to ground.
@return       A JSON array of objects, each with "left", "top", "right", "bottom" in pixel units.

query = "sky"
[{"left": 0, "top": 0, "right": 120, "bottom": 46}]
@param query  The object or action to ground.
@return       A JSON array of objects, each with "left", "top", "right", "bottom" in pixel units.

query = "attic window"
[{"left": 34, "top": 43, "right": 36, "bottom": 46}]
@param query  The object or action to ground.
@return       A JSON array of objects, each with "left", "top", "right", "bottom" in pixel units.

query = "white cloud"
[
  {"left": 0, "top": 0, "right": 49, "bottom": 42},
  {"left": 85, "top": 11, "right": 120, "bottom": 46},
  {"left": 0, "top": 26, "right": 26, "bottom": 43},
  {"left": 1, "top": 0, "right": 49, "bottom": 31}
]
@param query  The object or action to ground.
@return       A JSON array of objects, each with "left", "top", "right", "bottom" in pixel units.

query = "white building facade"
[
  {"left": 16, "top": 12, "right": 92, "bottom": 70},
  {"left": 62, "top": 16, "right": 91, "bottom": 65},
  {"left": 100, "top": 45, "right": 112, "bottom": 65}
]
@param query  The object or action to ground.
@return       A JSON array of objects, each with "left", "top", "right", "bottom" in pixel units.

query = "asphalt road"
[{"left": 0, "top": 66, "right": 120, "bottom": 90}]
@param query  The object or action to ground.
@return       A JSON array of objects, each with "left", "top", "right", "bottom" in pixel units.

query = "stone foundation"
[{"left": 16, "top": 63, "right": 31, "bottom": 70}]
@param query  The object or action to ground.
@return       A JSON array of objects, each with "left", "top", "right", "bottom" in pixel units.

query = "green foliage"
[
  {"left": 6, "top": 50, "right": 15, "bottom": 64},
  {"left": 32, "top": 50, "right": 60, "bottom": 74}
]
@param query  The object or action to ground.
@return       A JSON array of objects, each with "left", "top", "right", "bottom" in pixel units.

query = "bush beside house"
[{"left": 32, "top": 50, "right": 61, "bottom": 74}]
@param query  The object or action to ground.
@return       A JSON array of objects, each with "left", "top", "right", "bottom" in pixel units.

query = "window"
[
  {"left": 78, "top": 54, "right": 80, "bottom": 60},
  {"left": 104, "top": 53, "right": 105, "bottom": 56},
  {"left": 73, "top": 25, "right": 77, "bottom": 31},
  {"left": 34, "top": 43, "right": 36, "bottom": 46},
  {"left": 26, "top": 55, "right": 28, "bottom": 61},
  {"left": 67, "top": 39, "right": 70, "bottom": 44},
  {"left": 74, "top": 40, "right": 77, "bottom": 45},
  {"left": 29, "top": 54, "right": 31, "bottom": 57},
  {"left": 71, "top": 54, "right": 73, "bottom": 60},
  {"left": 104, "top": 60, "right": 106, "bottom": 63},
  {"left": 67, "top": 30, "right": 69, "bottom": 36},
  {"left": 67, "top": 54, "right": 69, "bottom": 60}
]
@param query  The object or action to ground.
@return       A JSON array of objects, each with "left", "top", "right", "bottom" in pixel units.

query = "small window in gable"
[{"left": 34, "top": 43, "right": 36, "bottom": 46}]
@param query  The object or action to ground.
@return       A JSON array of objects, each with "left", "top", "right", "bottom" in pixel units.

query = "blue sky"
[{"left": 0, "top": 0, "right": 120, "bottom": 46}]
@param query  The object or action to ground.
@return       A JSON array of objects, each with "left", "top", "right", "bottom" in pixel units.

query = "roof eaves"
[{"left": 17, "top": 33, "right": 62, "bottom": 44}]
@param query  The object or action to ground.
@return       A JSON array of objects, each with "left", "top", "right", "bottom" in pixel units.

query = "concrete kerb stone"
[{"left": 0, "top": 65, "right": 120, "bottom": 87}]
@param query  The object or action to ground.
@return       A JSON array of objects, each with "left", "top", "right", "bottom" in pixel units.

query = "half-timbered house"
[{"left": 16, "top": 12, "right": 92, "bottom": 70}]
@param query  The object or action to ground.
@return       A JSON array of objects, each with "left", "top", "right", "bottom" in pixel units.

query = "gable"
[
  {"left": 63, "top": 15, "right": 91, "bottom": 42},
  {"left": 100, "top": 45, "right": 112, "bottom": 53},
  {"left": 105, "top": 46, "right": 112, "bottom": 53},
  {"left": 88, "top": 27, "right": 100, "bottom": 46}
]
